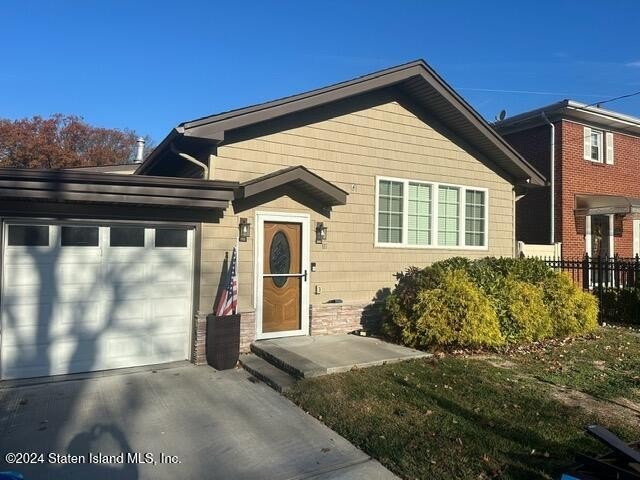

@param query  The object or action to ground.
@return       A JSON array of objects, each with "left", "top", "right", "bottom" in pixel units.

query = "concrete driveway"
[{"left": 0, "top": 364, "right": 396, "bottom": 480}]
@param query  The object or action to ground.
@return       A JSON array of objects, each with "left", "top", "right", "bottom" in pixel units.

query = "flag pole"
[{"left": 235, "top": 232, "right": 239, "bottom": 316}]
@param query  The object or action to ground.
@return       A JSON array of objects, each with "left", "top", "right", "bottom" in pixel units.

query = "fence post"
[{"left": 582, "top": 254, "right": 590, "bottom": 291}]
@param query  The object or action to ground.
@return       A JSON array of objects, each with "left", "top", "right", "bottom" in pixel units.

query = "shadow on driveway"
[{"left": 0, "top": 364, "right": 396, "bottom": 479}]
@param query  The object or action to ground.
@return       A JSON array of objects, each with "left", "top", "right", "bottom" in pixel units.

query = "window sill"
[
  {"left": 584, "top": 158, "right": 607, "bottom": 166},
  {"left": 374, "top": 242, "right": 489, "bottom": 251}
]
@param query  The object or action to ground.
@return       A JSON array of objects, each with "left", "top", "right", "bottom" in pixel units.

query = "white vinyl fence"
[{"left": 517, "top": 241, "right": 562, "bottom": 259}]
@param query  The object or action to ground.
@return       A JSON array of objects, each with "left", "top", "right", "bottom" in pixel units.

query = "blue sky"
[{"left": 2, "top": 1, "right": 639, "bottom": 143}]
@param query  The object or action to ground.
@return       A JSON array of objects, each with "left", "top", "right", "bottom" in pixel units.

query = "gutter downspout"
[
  {"left": 541, "top": 112, "right": 555, "bottom": 244},
  {"left": 170, "top": 143, "right": 209, "bottom": 179}
]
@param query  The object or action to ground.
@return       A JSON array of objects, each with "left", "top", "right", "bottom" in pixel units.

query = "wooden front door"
[{"left": 261, "top": 221, "right": 305, "bottom": 333}]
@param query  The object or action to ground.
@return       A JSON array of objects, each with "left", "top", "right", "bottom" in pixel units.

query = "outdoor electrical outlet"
[{"left": 315, "top": 285, "right": 322, "bottom": 294}]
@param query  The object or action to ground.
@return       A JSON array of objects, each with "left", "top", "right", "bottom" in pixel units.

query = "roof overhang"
[
  {"left": 496, "top": 100, "right": 640, "bottom": 137},
  {"left": 233, "top": 166, "right": 347, "bottom": 216},
  {"left": 575, "top": 194, "right": 640, "bottom": 218},
  {"left": 0, "top": 168, "right": 238, "bottom": 223},
  {"left": 137, "top": 60, "right": 546, "bottom": 188}
]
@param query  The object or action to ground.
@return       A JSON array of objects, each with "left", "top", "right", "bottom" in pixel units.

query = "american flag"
[{"left": 216, "top": 247, "right": 238, "bottom": 316}]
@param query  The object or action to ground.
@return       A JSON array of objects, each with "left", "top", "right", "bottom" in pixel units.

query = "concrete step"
[
  {"left": 239, "top": 354, "right": 298, "bottom": 393},
  {"left": 250, "top": 341, "right": 326, "bottom": 379}
]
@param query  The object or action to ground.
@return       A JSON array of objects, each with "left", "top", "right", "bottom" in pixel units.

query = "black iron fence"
[
  {"left": 543, "top": 254, "right": 640, "bottom": 322},
  {"left": 543, "top": 255, "right": 640, "bottom": 290}
]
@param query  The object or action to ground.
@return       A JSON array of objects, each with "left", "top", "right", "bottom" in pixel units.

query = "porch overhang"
[
  {"left": 233, "top": 166, "right": 348, "bottom": 215},
  {"left": 575, "top": 194, "right": 640, "bottom": 218}
]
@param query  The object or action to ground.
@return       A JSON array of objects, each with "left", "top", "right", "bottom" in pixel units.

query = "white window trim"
[
  {"left": 584, "top": 127, "right": 605, "bottom": 163},
  {"left": 374, "top": 175, "right": 489, "bottom": 250}
]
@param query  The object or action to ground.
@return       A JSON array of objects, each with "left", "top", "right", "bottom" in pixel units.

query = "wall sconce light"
[
  {"left": 315, "top": 222, "right": 328, "bottom": 244},
  {"left": 239, "top": 218, "right": 251, "bottom": 242}
]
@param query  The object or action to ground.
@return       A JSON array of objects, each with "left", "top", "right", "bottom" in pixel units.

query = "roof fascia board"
[
  {"left": 238, "top": 167, "right": 347, "bottom": 205},
  {"left": 393, "top": 90, "right": 534, "bottom": 188},
  {"left": 0, "top": 200, "right": 224, "bottom": 224},
  {"left": 0, "top": 178, "right": 234, "bottom": 202},
  {"left": 417, "top": 63, "right": 545, "bottom": 185},
  {"left": 183, "top": 61, "right": 424, "bottom": 130},
  {"left": 497, "top": 101, "right": 640, "bottom": 137},
  {"left": 0, "top": 187, "right": 229, "bottom": 209},
  {"left": 183, "top": 67, "right": 421, "bottom": 140},
  {"left": 134, "top": 128, "right": 181, "bottom": 175},
  {"left": 141, "top": 59, "right": 545, "bottom": 186},
  {"left": 0, "top": 167, "right": 238, "bottom": 191}
]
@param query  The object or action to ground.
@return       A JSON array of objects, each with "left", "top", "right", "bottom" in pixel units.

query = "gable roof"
[
  {"left": 137, "top": 60, "right": 546, "bottom": 187},
  {"left": 237, "top": 165, "right": 347, "bottom": 206},
  {"left": 495, "top": 99, "right": 640, "bottom": 137}
]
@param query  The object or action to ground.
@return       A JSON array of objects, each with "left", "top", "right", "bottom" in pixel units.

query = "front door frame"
[
  {"left": 254, "top": 211, "right": 310, "bottom": 340},
  {"left": 585, "top": 214, "right": 614, "bottom": 258}
]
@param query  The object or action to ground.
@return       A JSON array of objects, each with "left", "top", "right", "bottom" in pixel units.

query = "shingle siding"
[{"left": 196, "top": 100, "right": 516, "bottom": 352}]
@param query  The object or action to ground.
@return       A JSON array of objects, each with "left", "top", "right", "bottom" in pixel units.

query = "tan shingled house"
[{"left": 0, "top": 60, "right": 545, "bottom": 379}]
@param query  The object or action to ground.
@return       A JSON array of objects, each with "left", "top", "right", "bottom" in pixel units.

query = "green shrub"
[
  {"left": 600, "top": 287, "right": 640, "bottom": 325},
  {"left": 382, "top": 266, "right": 444, "bottom": 341},
  {"left": 409, "top": 269, "right": 504, "bottom": 349},
  {"left": 431, "top": 256, "right": 554, "bottom": 300},
  {"left": 543, "top": 272, "right": 599, "bottom": 336},
  {"left": 382, "top": 257, "right": 599, "bottom": 351},
  {"left": 495, "top": 276, "right": 552, "bottom": 343}
]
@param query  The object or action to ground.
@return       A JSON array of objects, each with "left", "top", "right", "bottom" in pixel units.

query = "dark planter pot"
[{"left": 206, "top": 313, "right": 241, "bottom": 370}]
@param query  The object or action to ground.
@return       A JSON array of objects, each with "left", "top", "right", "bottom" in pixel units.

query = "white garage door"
[{"left": 1, "top": 223, "right": 194, "bottom": 379}]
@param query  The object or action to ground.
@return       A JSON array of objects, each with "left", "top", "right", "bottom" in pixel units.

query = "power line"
[{"left": 586, "top": 90, "right": 640, "bottom": 108}]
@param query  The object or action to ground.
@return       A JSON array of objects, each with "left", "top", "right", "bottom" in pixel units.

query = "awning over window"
[{"left": 575, "top": 194, "right": 640, "bottom": 217}]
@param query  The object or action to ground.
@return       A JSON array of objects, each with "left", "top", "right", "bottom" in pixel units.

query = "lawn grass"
[
  {"left": 509, "top": 327, "right": 640, "bottom": 403},
  {"left": 286, "top": 327, "right": 640, "bottom": 480}
]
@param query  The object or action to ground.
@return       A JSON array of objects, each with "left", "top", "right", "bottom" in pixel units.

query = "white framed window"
[
  {"left": 408, "top": 182, "right": 432, "bottom": 245},
  {"left": 377, "top": 179, "right": 404, "bottom": 243},
  {"left": 465, "top": 189, "right": 486, "bottom": 246},
  {"left": 584, "top": 127, "right": 614, "bottom": 164},
  {"left": 438, "top": 186, "right": 459, "bottom": 246},
  {"left": 590, "top": 129, "right": 602, "bottom": 162},
  {"left": 375, "top": 176, "right": 488, "bottom": 249}
]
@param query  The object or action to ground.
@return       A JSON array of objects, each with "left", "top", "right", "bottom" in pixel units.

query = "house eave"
[
  {"left": 139, "top": 60, "right": 546, "bottom": 187},
  {"left": 0, "top": 168, "right": 238, "bottom": 222}
]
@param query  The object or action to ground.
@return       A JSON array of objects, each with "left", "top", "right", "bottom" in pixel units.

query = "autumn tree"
[{"left": 0, "top": 114, "right": 153, "bottom": 169}]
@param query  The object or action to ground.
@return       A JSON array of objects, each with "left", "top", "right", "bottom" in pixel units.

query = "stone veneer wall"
[
  {"left": 192, "top": 311, "right": 208, "bottom": 366},
  {"left": 192, "top": 311, "right": 257, "bottom": 364},
  {"left": 192, "top": 303, "right": 383, "bottom": 362},
  {"left": 239, "top": 311, "right": 256, "bottom": 353},
  {"left": 309, "top": 301, "right": 381, "bottom": 336}
]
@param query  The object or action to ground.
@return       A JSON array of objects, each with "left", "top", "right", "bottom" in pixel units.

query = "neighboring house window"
[
  {"left": 377, "top": 179, "right": 404, "bottom": 243},
  {"left": 590, "top": 129, "right": 602, "bottom": 162},
  {"left": 376, "top": 177, "right": 487, "bottom": 248},
  {"left": 465, "top": 190, "right": 486, "bottom": 246},
  {"left": 584, "top": 127, "right": 614, "bottom": 164},
  {"left": 438, "top": 186, "right": 459, "bottom": 246}
]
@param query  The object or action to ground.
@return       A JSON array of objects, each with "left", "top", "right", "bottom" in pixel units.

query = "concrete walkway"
[
  {"left": 252, "top": 334, "right": 431, "bottom": 378},
  {"left": 0, "top": 364, "right": 397, "bottom": 480}
]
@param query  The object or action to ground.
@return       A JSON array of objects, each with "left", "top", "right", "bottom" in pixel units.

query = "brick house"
[{"left": 496, "top": 100, "right": 640, "bottom": 259}]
